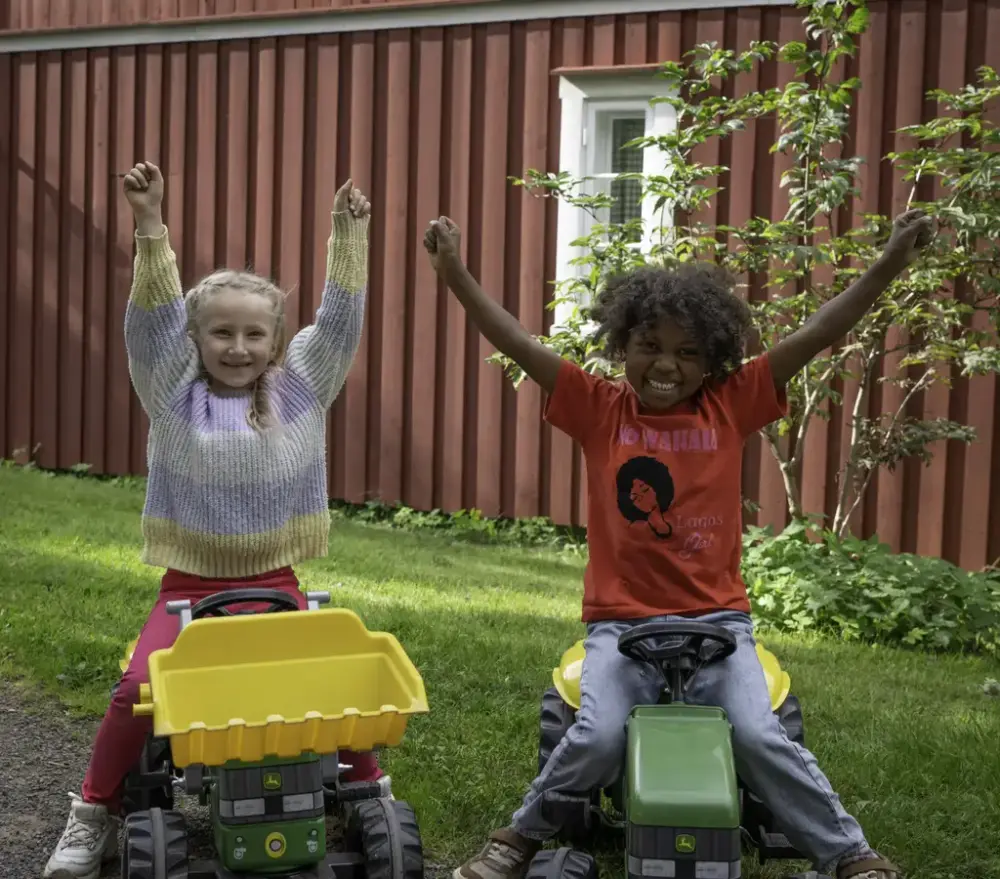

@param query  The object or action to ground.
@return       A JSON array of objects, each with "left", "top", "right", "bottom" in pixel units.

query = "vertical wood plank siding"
[
  {"left": 0, "top": 0, "right": 488, "bottom": 31},
  {"left": 2, "top": 1, "right": 1000, "bottom": 568}
]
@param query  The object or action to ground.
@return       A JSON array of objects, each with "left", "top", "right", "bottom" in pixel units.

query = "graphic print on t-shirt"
[
  {"left": 615, "top": 455, "right": 675, "bottom": 540},
  {"left": 612, "top": 426, "right": 725, "bottom": 560}
]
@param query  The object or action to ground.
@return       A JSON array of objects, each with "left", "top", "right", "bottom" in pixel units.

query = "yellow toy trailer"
[{"left": 117, "top": 587, "right": 429, "bottom": 879}]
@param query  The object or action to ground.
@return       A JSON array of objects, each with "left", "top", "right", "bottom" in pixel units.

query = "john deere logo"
[
  {"left": 263, "top": 772, "right": 282, "bottom": 791},
  {"left": 675, "top": 834, "right": 696, "bottom": 854}
]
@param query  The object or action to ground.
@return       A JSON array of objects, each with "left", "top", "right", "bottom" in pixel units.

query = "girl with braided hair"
[{"left": 44, "top": 161, "right": 388, "bottom": 879}]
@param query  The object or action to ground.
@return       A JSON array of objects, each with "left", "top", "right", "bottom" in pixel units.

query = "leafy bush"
[
  {"left": 329, "top": 499, "right": 588, "bottom": 553},
  {"left": 338, "top": 496, "right": 1000, "bottom": 659},
  {"left": 743, "top": 521, "right": 1000, "bottom": 656}
]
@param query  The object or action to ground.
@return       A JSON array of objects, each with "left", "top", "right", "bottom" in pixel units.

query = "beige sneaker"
[
  {"left": 453, "top": 828, "right": 541, "bottom": 879},
  {"left": 837, "top": 855, "right": 903, "bottom": 879},
  {"left": 43, "top": 794, "right": 118, "bottom": 879}
]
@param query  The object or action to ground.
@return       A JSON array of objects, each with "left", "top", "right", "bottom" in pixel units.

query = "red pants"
[{"left": 82, "top": 567, "right": 381, "bottom": 811}]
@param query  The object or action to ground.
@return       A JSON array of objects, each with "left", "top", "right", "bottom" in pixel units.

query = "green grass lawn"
[{"left": 1, "top": 465, "right": 999, "bottom": 879}]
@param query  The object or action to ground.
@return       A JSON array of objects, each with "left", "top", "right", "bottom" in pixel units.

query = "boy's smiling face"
[{"left": 624, "top": 318, "right": 707, "bottom": 412}]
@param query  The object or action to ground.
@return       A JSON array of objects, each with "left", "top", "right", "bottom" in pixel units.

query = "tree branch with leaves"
[{"left": 495, "top": 0, "right": 1000, "bottom": 539}]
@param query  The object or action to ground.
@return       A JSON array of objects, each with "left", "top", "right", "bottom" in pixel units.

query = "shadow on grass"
[
  {"left": 2, "top": 518, "right": 586, "bottom": 611},
  {"left": 0, "top": 543, "right": 585, "bottom": 709},
  {"left": 4, "top": 543, "right": 998, "bottom": 738},
  {"left": 322, "top": 522, "right": 588, "bottom": 591}
]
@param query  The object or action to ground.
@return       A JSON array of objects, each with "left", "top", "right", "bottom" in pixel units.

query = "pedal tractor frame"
[
  {"left": 118, "top": 587, "right": 429, "bottom": 879},
  {"left": 525, "top": 622, "right": 828, "bottom": 879}
]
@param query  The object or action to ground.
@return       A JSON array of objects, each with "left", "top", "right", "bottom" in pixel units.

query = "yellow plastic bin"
[
  {"left": 552, "top": 639, "right": 790, "bottom": 712},
  {"left": 131, "top": 608, "right": 428, "bottom": 768}
]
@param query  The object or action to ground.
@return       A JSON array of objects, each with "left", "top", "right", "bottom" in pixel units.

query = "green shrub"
[
  {"left": 328, "top": 496, "right": 1000, "bottom": 657},
  {"left": 743, "top": 521, "right": 1000, "bottom": 656},
  {"left": 329, "top": 499, "right": 588, "bottom": 553},
  {"left": 338, "top": 497, "right": 1000, "bottom": 659}
]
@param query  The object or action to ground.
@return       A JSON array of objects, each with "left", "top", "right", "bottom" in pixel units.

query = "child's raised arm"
[
  {"left": 284, "top": 179, "right": 371, "bottom": 409},
  {"left": 424, "top": 217, "right": 563, "bottom": 395},
  {"left": 767, "top": 209, "right": 935, "bottom": 389},
  {"left": 122, "top": 161, "right": 199, "bottom": 419}
]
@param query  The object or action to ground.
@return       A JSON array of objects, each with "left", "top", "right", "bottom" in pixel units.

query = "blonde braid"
[
  {"left": 185, "top": 269, "right": 288, "bottom": 431},
  {"left": 247, "top": 369, "right": 276, "bottom": 430}
]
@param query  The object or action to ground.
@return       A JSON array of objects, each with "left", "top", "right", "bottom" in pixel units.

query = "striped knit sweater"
[{"left": 124, "top": 212, "right": 368, "bottom": 578}]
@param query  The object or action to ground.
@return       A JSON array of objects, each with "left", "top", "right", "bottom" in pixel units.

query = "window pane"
[{"left": 609, "top": 117, "right": 645, "bottom": 235}]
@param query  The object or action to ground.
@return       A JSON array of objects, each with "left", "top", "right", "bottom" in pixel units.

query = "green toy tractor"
[
  {"left": 116, "top": 587, "right": 429, "bottom": 879},
  {"left": 525, "top": 621, "right": 827, "bottom": 879}
]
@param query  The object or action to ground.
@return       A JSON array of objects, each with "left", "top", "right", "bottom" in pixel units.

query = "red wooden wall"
[
  {"left": 0, "top": 0, "right": 482, "bottom": 31},
  {"left": 3, "top": 0, "right": 1000, "bottom": 568}
]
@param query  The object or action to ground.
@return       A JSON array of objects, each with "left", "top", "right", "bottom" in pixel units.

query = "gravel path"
[
  {"left": 0, "top": 681, "right": 447, "bottom": 879},
  {"left": 0, "top": 681, "right": 107, "bottom": 879}
]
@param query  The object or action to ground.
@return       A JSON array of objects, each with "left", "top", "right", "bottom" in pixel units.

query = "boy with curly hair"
[{"left": 423, "top": 210, "right": 934, "bottom": 879}]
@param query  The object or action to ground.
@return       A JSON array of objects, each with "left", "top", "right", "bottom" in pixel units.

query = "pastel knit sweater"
[{"left": 124, "top": 212, "right": 368, "bottom": 578}]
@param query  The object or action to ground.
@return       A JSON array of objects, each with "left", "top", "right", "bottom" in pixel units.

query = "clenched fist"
[
  {"left": 423, "top": 216, "right": 462, "bottom": 277},
  {"left": 882, "top": 208, "right": 935, "bottom": 272},
  {"left": 122, "top": 161, "right": 164, "bottom": 236},
  {"left": 333, "top": 178, "right": 371, "bottom": 219}
]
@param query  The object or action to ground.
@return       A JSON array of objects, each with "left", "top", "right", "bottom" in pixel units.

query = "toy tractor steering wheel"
[
  {"left": 617, "top": 621, "right": 738, "bottom": 666},
  {"left": 190, "top": 588, "right": 301, "bottom": 619},
  {"left": 618, "top": 622, "right": 738, "bottom": 703}
]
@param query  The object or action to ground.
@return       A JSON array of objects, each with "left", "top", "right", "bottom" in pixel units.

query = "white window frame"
[{"left": 553, "top": 71, "right": 678, "bottom": 328}]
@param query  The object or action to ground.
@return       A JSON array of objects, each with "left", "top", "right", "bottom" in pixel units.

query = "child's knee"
[
  {"left": 571, "top": 715, "right": 627, "bottom": 783},
  {"left": 110, "top": 672, "right": 147, "bottom": 713},
  {"left": 731, "top": 713, "right": 785, "bottom": 764},
  {"left": 340, "top": 750, "right": 382, "bottom": 783}
]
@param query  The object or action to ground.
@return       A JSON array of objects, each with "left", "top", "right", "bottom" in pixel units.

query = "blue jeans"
[{"left": 512, "top": 610, "right": 869, "bottom": 875}]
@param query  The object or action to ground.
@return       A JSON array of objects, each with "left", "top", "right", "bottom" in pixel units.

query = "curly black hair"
[{"left": 590, "top": 263, "right": 752, "bottom": 382}]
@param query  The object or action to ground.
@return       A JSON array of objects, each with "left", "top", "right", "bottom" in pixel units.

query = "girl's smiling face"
[
  {"left": 624, "top": 318, "right": 707, "bottom": 412},
  {"left": 192, "top": 288, "right": 278, "bottom": 394}
]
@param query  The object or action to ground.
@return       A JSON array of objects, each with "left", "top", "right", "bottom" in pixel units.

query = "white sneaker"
[
  {"left": 43, "top": 793, "right": 118, "bottom": 879},
  {"left": 378, "top": 775, "right": 395, "bottom": 800}
]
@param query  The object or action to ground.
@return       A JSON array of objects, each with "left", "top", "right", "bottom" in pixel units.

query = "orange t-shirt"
[{"left": 545, "top": 353, "right": 787, "bottom": 622}]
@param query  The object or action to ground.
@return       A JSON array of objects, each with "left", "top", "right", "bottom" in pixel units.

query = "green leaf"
[{"left": 846, "top": 6, "right": 871, "bottom": 34}]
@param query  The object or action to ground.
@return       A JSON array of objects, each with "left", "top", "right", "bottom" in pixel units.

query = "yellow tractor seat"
[
  {"left": 120, "top": 639, "right": 137, "bottom": 673},
  {"left": 552, "top": 638, "right": 790, "bottom": 712}
]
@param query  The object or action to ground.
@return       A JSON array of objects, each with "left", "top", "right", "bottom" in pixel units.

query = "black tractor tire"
[
  {"left": 121, "top": 808, "right": 189, "bottom": 879},
  {"left": 344, "top": 798, "right": 424, "bottom": 879},
  {"left": 539, "top": 687, "right": 577, "bottom": 776},
  {"left": 525, "top": 848, "right": 598, "bottom": 879},
  {"left": 122, "top": 738, "right": 175, "bottom": 816},
  {"left": 776, "top": 693, "right": 805, "bottom": 746},
  {"left": 537, "top": 687, "right": 602, "bottom": 847},
  {"left": 739, "top": 694, "right": 808, "bottom": 862}
]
